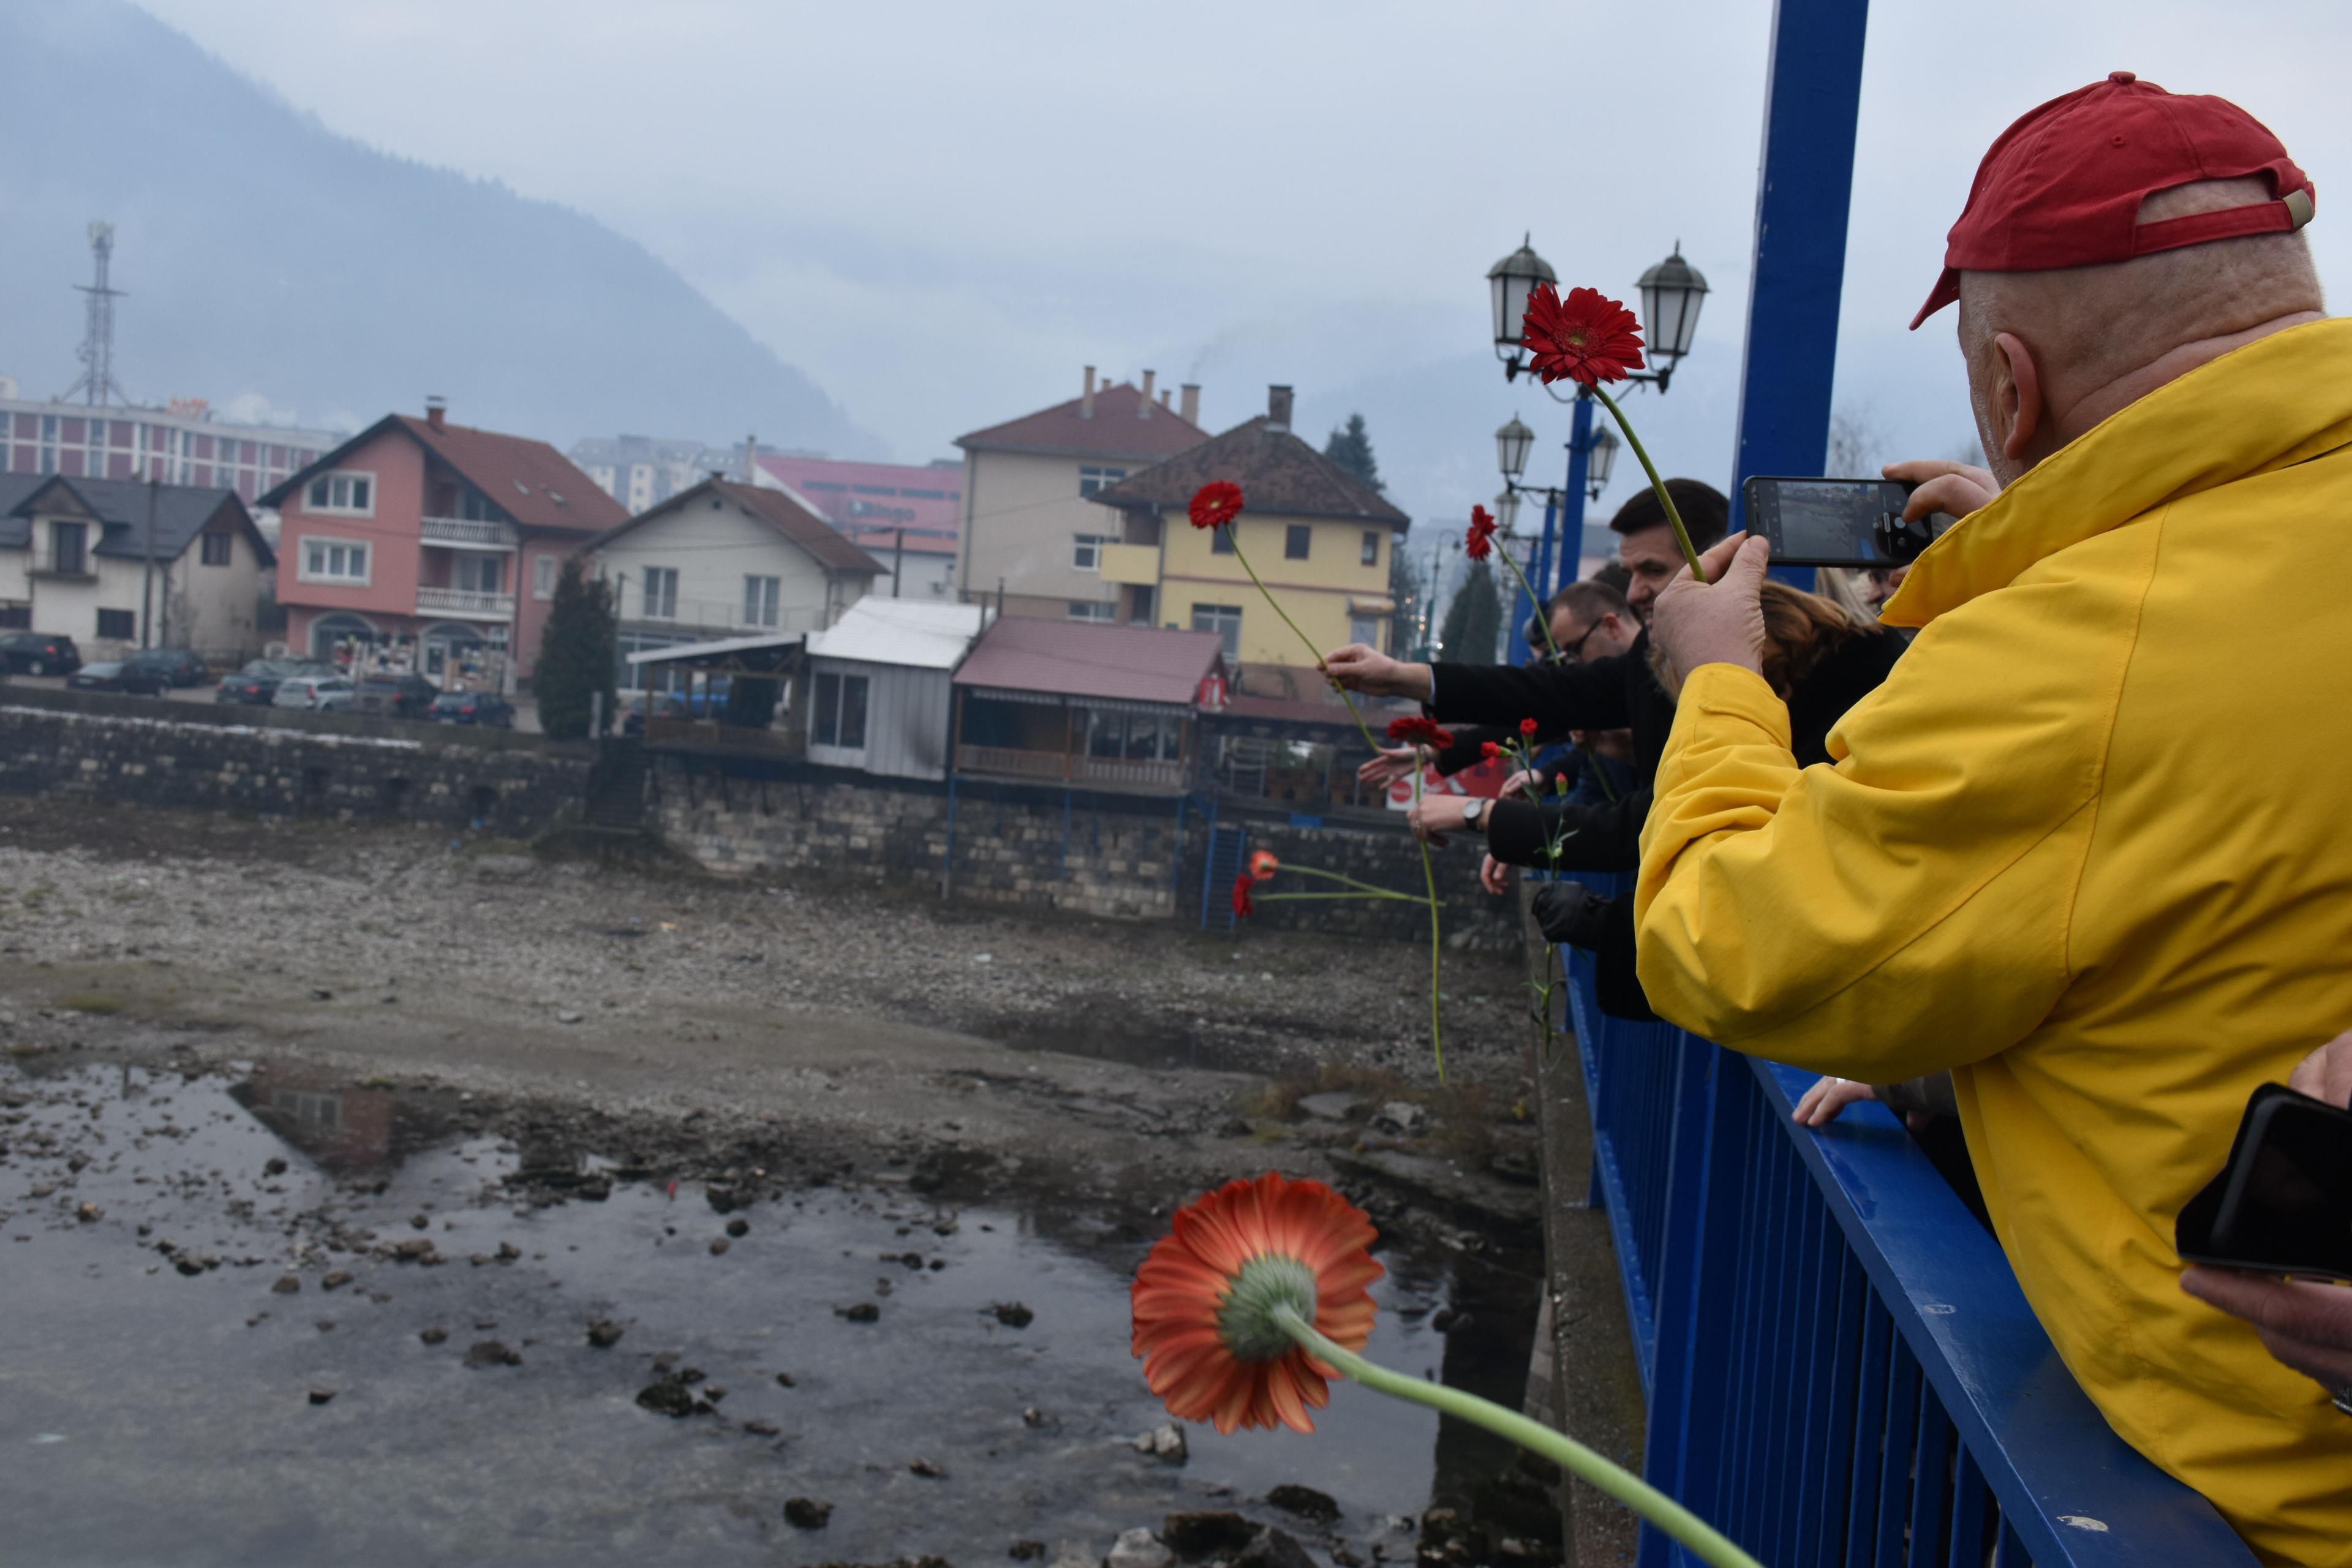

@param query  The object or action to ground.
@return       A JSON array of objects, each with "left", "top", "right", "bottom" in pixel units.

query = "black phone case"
[{"left": 2176, "top": 1080, "right": 2352, "bottom": 1281}]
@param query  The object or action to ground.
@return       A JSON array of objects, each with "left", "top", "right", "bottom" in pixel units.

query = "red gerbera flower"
[
  {"left": 1387, "top": 716, "right": 1454, "bottom": 750},
  {"left": 1465, "top": 505, "right": 1498, "bottom": 563},
  {"left": 1520, "top": 284, "right": 1645, "bottom": 388},
  {"left": 1131, "top": 1172, "right": 1383, "bottom": 1434},
  {"left": 1190, "top": 481, "right": 1245, "bottom": 531},
  {"left": 1248, "top": 850, "right": 1280, "bottom": 883},
  {"left": 1480, "top": 741, "right": 1501, "bottom": 761}
]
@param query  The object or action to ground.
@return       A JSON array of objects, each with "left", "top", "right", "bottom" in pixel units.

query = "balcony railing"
[
  {"left": 955, "top": 744, "right": 1186, "bottom": 791},
  {"left": 415, "top": 586, "right": 516, "bottom": 620},
  {"left": 1556, "top": 876, "right": 2258, "bottom": 1567},
  {"left": 420, "top": 516, "right": 518, "bottom": 549}
]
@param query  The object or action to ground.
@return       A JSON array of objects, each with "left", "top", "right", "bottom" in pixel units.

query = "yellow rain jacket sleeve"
[{"left": 1635, "top": 318, "right": 2352, "bottom": 1567}]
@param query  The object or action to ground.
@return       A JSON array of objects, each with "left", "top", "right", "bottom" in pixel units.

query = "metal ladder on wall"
[{"left": 1197, "top": 818, "right": 1247, "bottom": 931}]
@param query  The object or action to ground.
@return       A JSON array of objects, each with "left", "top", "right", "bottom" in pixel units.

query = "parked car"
[
  {"left": 67, "top": 660, "right": 170, "bottom": 697},
  {"left": 350, "top": 673, "right": 440, "bottom": 720},
  {"left": 428, "top": 691, "right": 516, "bottom": 729},
  {"left": 121, "top": 647, "right": 209, "bottom": 688},
  {"left": 273, "top": 674, "right": 353, "bottom": 712},
  {"left": 0, "top": 633, "right": 82, "bottom": 676},
  {"left": 216, "top": 657, "right": 337, "bottom": 706}
]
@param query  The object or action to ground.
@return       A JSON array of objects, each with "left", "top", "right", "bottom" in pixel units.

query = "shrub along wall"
[
  {"left": 0, "top": 687, "right": 590, "bottom": 837},
  {"left": 650, "top": 756, "right": 1514, "bottom": 943}
]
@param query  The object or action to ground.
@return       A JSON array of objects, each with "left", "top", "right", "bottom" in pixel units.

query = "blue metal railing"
[{"left": 1560, "top": 929, "right": 2260, "bottom": 1566}]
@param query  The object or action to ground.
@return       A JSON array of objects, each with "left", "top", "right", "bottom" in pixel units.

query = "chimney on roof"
[
  {"left": 742, "top": 434, "right": 758, "bottom": 484},
  {"left": 1179, "top": 383, "right": 1200, "bottom": 425},
  {"left": 1081, "top": 366, "right": 1096, "bottom": 420},
  {"left": 424, "top": 395, "right": 447, "bottom": 432},
  {"left": 1158, "top": 389, "right": 1171, "bottom": 410},
  {"left": 1267, "top": 385, "right": 1294, "bottom": 432},
  {"left": 1139, "top": 369, "right": 1156, "bottom": 419}
]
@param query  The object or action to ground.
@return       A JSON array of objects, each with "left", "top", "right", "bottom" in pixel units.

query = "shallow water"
[{"left": 0, "top": 1058, "right": 1540, "bottom": 1564}]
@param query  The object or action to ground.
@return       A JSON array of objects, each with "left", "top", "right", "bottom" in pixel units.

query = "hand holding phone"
[{"left": 2177, "top": 1082, "right": 2352, "bottom": 1283}]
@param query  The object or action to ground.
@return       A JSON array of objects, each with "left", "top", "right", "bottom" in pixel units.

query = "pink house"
[{"left": 263, "top": 402, "right": 626, "bottom": 687}]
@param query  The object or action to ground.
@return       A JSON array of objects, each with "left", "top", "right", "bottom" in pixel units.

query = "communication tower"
[{"left": 59, "top": 221, "right": 129, "bottom": 407}]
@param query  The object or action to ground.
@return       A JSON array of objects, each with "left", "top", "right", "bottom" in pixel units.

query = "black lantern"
[
  {"left": 1585, "top": 426, "right": 1620, "bottom": 498},
  {"left": 1496, "top": 415, "right": 1534, "bottom": 483},
  {"left": 1637, "top": 244, "right": 1711, "bottom": 376},
  {"left": 1488, "top": 235, "right": 1557, "bottom": 368}
]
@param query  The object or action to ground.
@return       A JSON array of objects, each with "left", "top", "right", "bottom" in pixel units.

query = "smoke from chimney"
[
  {"left": 1266, "top": 385, "right": 1294, "bottom": 432},
  {"left": 1139, "top": 369, "right": 1156, "bottom": 418},
  {"left": 1081, "top": 366, "right": 1096, "bottom": 420},
  {"left": 1178, "top": 383, "right": 1200, "bottom": 426}
]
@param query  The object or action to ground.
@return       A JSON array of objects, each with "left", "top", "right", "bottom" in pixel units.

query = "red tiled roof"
[
  {"left": 261, "top": 413, "right": 629, "bottom": 537},
  {"left": 1091, "top": 417, "right": 1408, "bottom": 530},
  {"left": 584, "top": 478, "right": 884, "bottom": 574},
  {"left": 956, "top": 381, "right": 1207, "bottom": 461},
  {"left": 756, "top": 454, "right": 960, "bottom": 557},
  {"left": 952, "top": 617, "right": 1224, "bottom": 707}
]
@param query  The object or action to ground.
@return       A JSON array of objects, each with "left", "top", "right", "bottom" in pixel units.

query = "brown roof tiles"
[
  {"left": 1090, "top": 417, "right": 1409, "bottom": 530},
  {"left": 951, "top": 616, "right": 1224, "bottom": 707},
  {"left": 955, "top": 381, "right": 1207, "bottom": 462}
]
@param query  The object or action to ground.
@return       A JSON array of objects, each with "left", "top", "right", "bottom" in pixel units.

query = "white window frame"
[
  {"left": 532, "top": 554, "right": 557, "bottom": 600},
  {"left": 743, "top": 574, "right": 782, "bottom": 629},
  {"left": 297, "top": 535, "right": 372, "bottom": 586},
  {"left": 302, "top": 470, "right": 376, "bottom": 517},
  {"left": 1360, "top": 530, "right": 1381, "bottom": 568},
  {"left": 641, "top": 566, "right": 679, "bottom": 621},
  {"left": 454, "top": 554, "right": 504, "bottom": 595},
  {"left": 1191, "top": 603, "right": 1243, "bottom": 660},
  {"left": 1078, "top": 466, "right": 1127, "bottom": 499},
  {"left": 199, "top": 531, "right": 235, "bottom": 568},
  {"left": 1072, "top": 534, "right": 1111, "bottom": 573},
  {"left": 1066, "top": 600, "right": 1115, "bottom": 622}
]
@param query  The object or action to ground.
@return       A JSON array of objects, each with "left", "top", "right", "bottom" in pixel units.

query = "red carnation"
[
  {"left": 1521, "top": 284, "right": 1645, "bottom": 388},
  {"left": 1519, "top": 717, "right": 1539, "bottom": 738},
  {"left": 1190, "top": 481, "right": 1245, "bottom": 531},
  {"left": 1387, "top": 716, "right": 1455, "bottom": 750},
  {"left": 1465, "top": 505, "right": 1498, "bottom": 563},
  {"left": 1480, "top": 741, "right": 1501, "bottom": 760},
  {"left": 1231, "top": 872, "right": 1255, "bottom": 919}
]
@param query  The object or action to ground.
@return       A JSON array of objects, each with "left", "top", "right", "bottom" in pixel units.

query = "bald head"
[{"left": 1956, "top": 178, "right": 2326, "bottom": 483}]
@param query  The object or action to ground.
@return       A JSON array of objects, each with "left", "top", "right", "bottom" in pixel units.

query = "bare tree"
[{"left": 1826, "top": 409, "right": 1891, "bottom": 477}]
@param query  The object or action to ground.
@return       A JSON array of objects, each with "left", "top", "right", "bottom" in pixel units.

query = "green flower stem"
[
  {"left": 1591, "top": 384, "right": 1705, "bottom": 580},
  {"left": 1494, "top": 545, "right": 1559, "bottom": 660},
  {"left": 1226, "top": 532, "right": 1383, "bottom": 756},
  {"left": 1267, "top": 864, "right": 1420, "bottom": 899},
  {"left": 1273, "top": 1307, "right": 1764, "bottom": 1568},
  {"left": 1255, "top": 891, "right": 1422, "bottom": 903},
  {"left": 1410, "top": 763, "right": 1444, "bottom": 1084}
]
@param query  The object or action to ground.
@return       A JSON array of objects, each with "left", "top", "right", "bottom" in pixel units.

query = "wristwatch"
[{"left": 1461, "top": 798, "right": 1487, "bottom": 832}]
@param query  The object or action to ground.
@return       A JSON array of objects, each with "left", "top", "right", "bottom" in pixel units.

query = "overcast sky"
[{"left": 129, "top": 0, "right": 2351, "bottom": 500}]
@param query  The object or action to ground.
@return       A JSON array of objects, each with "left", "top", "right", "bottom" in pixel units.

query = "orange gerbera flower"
[
  {"left": 1131, "top": 1172, "right": 1383, "bottom": 1434},
  {"left": 1248, "top": 850, "right": 1280, "bottom": 883}
]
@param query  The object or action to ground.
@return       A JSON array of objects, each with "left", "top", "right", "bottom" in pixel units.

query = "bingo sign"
[{"left": 1386, "top": 747, "right": 1513, "bottom": 812}]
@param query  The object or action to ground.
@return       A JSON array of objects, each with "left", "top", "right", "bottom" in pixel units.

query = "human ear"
[{"left": 1991, "top": 331, "right": 2043, "bottom": 461}]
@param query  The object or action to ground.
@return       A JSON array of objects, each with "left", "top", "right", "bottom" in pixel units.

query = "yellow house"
[{"left": 1089, "top": 386, "right": 1408, "bottom": 677}]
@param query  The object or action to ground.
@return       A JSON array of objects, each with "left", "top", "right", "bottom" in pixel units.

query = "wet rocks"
[
  {"left": 1134, "top": 1423, "right": 1188, "bottom": 1464},
  {"left": 708, "top": 1237, "right": 730, "bottom": 1256},
  {"left": 74, "top": 1200, "right": 102, "bottom": 1223},
  {"left": 783, "top": 1496, "right": 832, "bottom": 1529},
  {"left": 262, "top": 1156, "right": 288, "bottom": 1177},
  {"left": 741, "top": 1420, "right": 780, "bottom": 1438},
  {"left": 270, "top": 1274, "right": 301, "bottom": 1295},
  {"left": 774, "top": 1371, "right": 797, "bottom": 1387},
  {"left": 463, "top": 1340, "right": 521, "bottom": 1368},
  {"left": 1021, "top": 1406, "right": 1046, "bottom": 1427},
  {"left": 1265, "top": 1485, "right": 1338, "bottom": 1526},
  {"left": 991, "top": 1301, "right": 1034, "bottom": 1329},
  {"left": 907, "top": 1458, "right": 947, "bottom": 1479},
  {"left": 725, "top": 1217, "right": 748, "bottom": 1238},
  {"left": 1008, "top": 1542, "right": 1046, "bottom": 1561},
  {"left": 1162, "top": 1512, "right": 1257, "bottom": 1555},
  {"left": 834, "top": 1302, "right": 879, "bottom": 1323},
  {"left": 586, "top": 1319, "right": 625, "bottom": 1349},
  {"left": 1429, "top": 1306, "right": 1468, "bottom": 1334},
  {"left": 1233, "top": 1529, "right": 1316, "bottom": 1568},
  {"left": 307, "top": 1387, "right": 336, "bottom": 1406},
  {"left": 419, "top": 1327, "right": 448, "bottom": 1345},
  {"left": 1106, "top": 1527, "right": 1174, "bottom": 1568},
  {"left": 322, "top": 1270, "right": 353, "bottom": 1291},
  {"left": 1371, "top": 1101, "right": 1425, "bottom": 1136},
  {"left": 635, "top": 1381, "right": 699, "bottom": 1419},
  {"left": 1296, "top": 1091, "right": 1359, "bottom": 1121}
]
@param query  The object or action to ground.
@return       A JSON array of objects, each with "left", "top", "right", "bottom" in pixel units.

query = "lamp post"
[{"left": 1488, "top": 236, "right": 1709, "bottom": 663}]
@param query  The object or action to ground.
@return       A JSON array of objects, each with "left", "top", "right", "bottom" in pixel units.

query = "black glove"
[{"left": 1530, "top": 880, "right": 1611, "bottom": 948}]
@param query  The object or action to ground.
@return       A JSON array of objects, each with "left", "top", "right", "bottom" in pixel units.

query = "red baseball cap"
[{"left": 1911, "top": 72, "right": 2315, "bottom": 329}]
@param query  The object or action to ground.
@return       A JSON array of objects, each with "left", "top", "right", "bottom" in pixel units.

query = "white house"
[
  {"left": 583, "top": 477, "right": 884, "bottom": 694},
  {"left": 0, "top": 472, "right": 276, "bottom": 662},
  {"left": 802, "top": 597, "right": 987, "bottom": 780}
]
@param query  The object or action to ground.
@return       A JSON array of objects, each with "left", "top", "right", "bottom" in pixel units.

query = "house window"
[
  {"left": 813, "top": 671, "right": 869, "bottom": 749},
  {"left": 454, "top": 554, "right": 504, "bottom": 595},
  {"left": 1191, "top": 603, "right": 1243, "bottom": 661},
  {"left": 1072, "top": 534, "right": 1108, "bottom": 571},
  {"left": 96, "top": 608, "right": 137, "bottom": 641},
  {"left": 298, "top": 537, "right": 370, "bottom": 585},
  {"left": 1210, "top": 527, "right": 1235, "bottom": 557},
  {"left": 1068, "top": 600, "right": 1115, "bottom": 622},
  {"left": 1349, "top": 615, "right": 1382, "bottom": 649},
  {"left": 200, "top": 531, "right": 234, "bottom": 567},
  {"left": 50, "top": 521, "right": 89, "bottom": 575},
  {"left": 1284, "top": 524, "right": 1311, "bottom": 560},
  {"left": 303, "top": 471, "right": 374, "bottom": 515},
  {"left": 1088, "top": 709, "right": 1180, "bottom": 761},
  {"left": 1078, "top": 466, "right": 1127, "bottom": 498},
  {"left": 533, "top": 554, "right": 557, "bottom": 600},
  {"left": 1361, "top": 530, "right": 1381, "bottom": 567},
  {"left": 744, "top": 575, "right": 782, "bottom": 628},
  {"left": 641, "top": 567, "right": 679, "bottom": 620}
]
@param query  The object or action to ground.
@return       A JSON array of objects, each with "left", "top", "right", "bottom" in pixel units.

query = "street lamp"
[
  {"left": 1585, "top": 426, "right": 1620, "bottom": 499},
  {"left": 1635, "top": 243, "right": 1711, "bottom": 390},
  {"left": 1491, "top": 488, "right": 1520, "bottom": 536},
  {"left": 1495, "top": 416, "right": 1534, "bottom": 485},
  {"left": 1487, "top": 235, "right": 1556, "bottom": 377}
]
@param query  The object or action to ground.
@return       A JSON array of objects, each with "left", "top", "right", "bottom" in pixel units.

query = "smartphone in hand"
[{"left": 2177, "top": 1082, "right": 2352, "bottom": 1283}]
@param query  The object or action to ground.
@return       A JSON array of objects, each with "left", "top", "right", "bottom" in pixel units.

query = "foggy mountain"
[{"left": 0, "top": 1, "right": 875, "bottom": 455}]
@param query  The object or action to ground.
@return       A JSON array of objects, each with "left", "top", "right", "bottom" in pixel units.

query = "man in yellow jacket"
[{"left": 1635, "top": 75, "right": 2350, "bottom": 1564}]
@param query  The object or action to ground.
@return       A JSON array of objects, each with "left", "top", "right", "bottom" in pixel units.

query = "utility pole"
[
  {"left": 141, "top": 463, "right": 160, "bottom": 650},
  {"left": 892, "top": 528, "right": 905, "bottom": 598}
]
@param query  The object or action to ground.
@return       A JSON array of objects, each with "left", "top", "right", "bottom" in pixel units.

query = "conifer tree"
[
  {"left": 534, "top": 556, "right": 617, "bottom": 739},
  {"left": 1322, "top": 412, "right": 1384, "bottom": 491},
  {"left": 1437, "top": 560, "right": 1502, "bottom": 664}
]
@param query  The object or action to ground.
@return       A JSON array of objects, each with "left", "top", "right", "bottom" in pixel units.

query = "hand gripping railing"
[{"left": 1559, "top": 929, "right": 2260, "bottom": 1567}]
